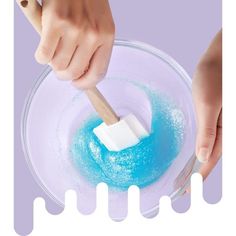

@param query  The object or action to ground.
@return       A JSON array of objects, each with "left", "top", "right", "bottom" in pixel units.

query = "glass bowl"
[{"left": 21, "top": 40, "right": 197, "bottom": 218}]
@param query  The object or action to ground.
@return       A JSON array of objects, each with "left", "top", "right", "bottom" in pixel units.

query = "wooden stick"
[
  {"left": 16, "top": 0, "right": 42, "bottom": 34},
  {"left": 17, "top": 0, "right": 119, "bottom": 125},
  {"left": 85, "top": 88, "right": 119, "bottom": 125}
]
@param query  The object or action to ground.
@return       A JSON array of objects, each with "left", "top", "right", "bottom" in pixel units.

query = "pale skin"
[
  {"left": 33, "top": 1, "right": 221, "bottom": 180},
  {"left": 35, "top": 0, "right": 115, "bottom": 89},
  {"left": 193, "top": 30, "right": 222, "bottom": 180}
]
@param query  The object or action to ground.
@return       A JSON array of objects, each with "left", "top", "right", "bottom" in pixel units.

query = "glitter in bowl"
[{"left": 70, "top": 85, "right": 185, "bottom": 191}]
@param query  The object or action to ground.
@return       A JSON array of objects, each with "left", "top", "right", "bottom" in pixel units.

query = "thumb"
[{"left": 195, "top": 105, "right": 220, "bottom": 163}]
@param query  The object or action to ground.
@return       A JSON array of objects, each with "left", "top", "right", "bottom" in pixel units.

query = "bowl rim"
[{"left": 21, "top": 39, "right": 197, "bottom": 213}]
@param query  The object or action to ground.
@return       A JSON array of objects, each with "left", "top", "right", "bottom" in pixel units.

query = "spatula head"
[{"left": 93, "top": 114, "right": 149, "bottom": 152}]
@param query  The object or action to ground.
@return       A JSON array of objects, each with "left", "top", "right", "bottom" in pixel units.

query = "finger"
[
  {"left": 199, "top": 110, "right": 222, "bottom": 179},
  {"left": 56, "top": 42, "right": 96, "bottom": 81},
  {"left": 35, "top": 24, "right": 61, "bottom": 64},
  {"left": 50, "top": 33, "right": 78, "bottom": 71},
  {"left": 72, "top": 42, "right": 113, "bottom": 89},
  {"left": 195, "top": 104, "right": 220, "bottom": 163}
]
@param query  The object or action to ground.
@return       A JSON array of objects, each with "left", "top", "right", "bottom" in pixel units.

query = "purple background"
[{"left": 15, "top": 0, "right": 222, "bottom": 235}]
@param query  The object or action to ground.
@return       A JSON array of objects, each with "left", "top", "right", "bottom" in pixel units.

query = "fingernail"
[{"left": 197, "top": 148, "right": 209, "bottom": 163}]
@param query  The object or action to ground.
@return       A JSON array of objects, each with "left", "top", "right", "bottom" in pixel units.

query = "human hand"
[
  {"left": 193, "top": 30, "right": 222, "bottom": 179},
  {"left": 35, "top": 0, "right": 115, "bottom": 89}
]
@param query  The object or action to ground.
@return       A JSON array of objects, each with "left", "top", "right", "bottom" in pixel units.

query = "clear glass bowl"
[{"left": 21, "top": 40, "right": 197, "bottom": 218}]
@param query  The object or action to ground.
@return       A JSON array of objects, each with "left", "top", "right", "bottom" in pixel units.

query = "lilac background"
[{"left": 15, "top": 0, "right": 222, "bottom": 235}]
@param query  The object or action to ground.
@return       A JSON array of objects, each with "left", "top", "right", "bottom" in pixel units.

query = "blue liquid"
[{"left": 70, "top": 86, "right": 185, "bottom": 191}]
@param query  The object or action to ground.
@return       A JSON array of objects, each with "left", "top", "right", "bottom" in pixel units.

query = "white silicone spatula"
[{"left": 17, "top": 0, "right": 149, "bottom": 152}]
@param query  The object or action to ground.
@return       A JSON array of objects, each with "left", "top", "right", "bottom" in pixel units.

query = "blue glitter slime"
[{"left": 70, "top": 86, "right": 185, "bottom": 191}]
